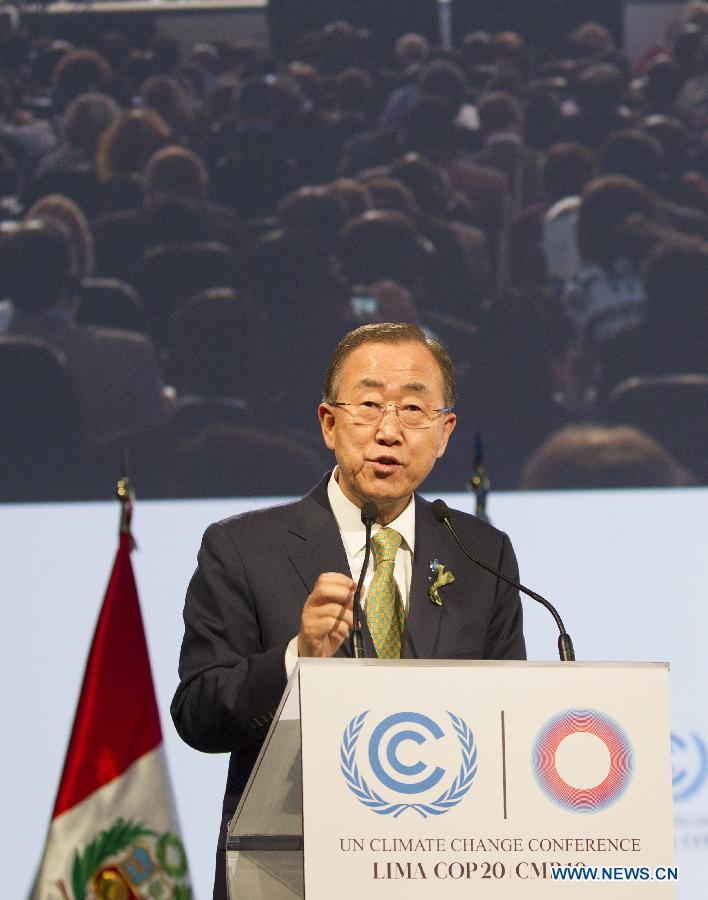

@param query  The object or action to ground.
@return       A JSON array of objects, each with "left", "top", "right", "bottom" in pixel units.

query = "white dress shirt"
[{"left": 285, "top": 470, "right": 416, "bottom": 675}]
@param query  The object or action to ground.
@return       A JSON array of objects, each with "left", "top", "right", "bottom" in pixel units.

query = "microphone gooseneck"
[
  {"left": 351, "top": 501, "right": 378, "bottom": 658},
  {"left": 431, "top": 500, "right": 576, "bottom": 662}
]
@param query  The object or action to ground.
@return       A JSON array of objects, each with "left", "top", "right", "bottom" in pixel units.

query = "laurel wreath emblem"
[
  {"left": 340, "top": 711, "right": 477, "bottom": 818},
  {"left": 71, "top": 817, "right": 191, "bottom": 900},
  {"left": 72, "top": 818, "right": 155, "bottom": 900}
]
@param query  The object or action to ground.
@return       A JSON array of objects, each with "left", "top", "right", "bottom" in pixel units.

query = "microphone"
[
  {"left": 431, "top": 499, "right": 575, "bottom": 662},
  {"left": 351, "top": 501, "right": 378, "bottom": 658}
]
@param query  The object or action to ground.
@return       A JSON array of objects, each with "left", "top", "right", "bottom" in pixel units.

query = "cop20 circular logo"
[
  {"left": 532, "top": 708, "right": 634, "bottom": 813},
  {"left": 340, "top": 710, "right": 477, "bottom": 818}
]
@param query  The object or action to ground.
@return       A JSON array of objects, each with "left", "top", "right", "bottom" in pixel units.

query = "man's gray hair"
[{"left": 323, "top": 322, "right": 455, "bottom": 407}]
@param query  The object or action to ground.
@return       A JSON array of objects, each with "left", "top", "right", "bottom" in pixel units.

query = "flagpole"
[
  {"left": 116, "top": 468, "right": 134, "bottom": 542},
  {"left": 469, "top": 432, "right": 490, "bottom": 522}
]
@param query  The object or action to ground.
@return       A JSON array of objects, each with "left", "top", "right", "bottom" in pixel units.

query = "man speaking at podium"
[{"left": 171, "top": 322, "right": 526, "bottom": 899}]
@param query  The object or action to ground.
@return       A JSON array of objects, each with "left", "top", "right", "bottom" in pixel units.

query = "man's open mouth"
[{"left": 369, "top": 456, "right": 402, "bottom": 472}]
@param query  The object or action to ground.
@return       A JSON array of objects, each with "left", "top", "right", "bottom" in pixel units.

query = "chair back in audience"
[
  {"left": 212, "top": 152, "right": 301, "bottom": 220},
  {"left": 76, "top": 277, "right": 147, "bottom": 334},
  {"left": 133, "top": 241, "right": 237, "bottom": 347},
  {"left": 22, "top": 165, "right": 99, "bottom": 218},
  {"left": 165, "top": 287, "right": 263, "bottom": 398},
  {"left": 607, "top": 374, "right": 708, "bottom": 483},
  {"left": 0, "top": 337, "right": 87, "bottom": 501}
]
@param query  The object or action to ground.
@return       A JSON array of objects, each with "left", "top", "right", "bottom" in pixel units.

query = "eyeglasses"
[{"left": 330, "top": 401, "right": 453, "bottom": 429}]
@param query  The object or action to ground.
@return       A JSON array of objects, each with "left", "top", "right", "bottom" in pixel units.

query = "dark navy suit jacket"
[{"left": 170, "top": 473, "right": 525, "bottom": 897}]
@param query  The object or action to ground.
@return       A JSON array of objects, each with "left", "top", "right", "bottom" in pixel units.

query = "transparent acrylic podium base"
[{"left": 226, "top": 669, "right": 304, "bottom": 899}]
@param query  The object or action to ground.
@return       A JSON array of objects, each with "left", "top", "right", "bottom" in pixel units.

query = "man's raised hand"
[{"left": 297, "top": 572, "right": 356, "bottom": 657}]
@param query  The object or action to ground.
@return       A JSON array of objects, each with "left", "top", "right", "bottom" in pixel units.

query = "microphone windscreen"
[
  {"left": 431, "top": 499, "right": 451, "bottom": 523},
  {"left": 361, "top": 501, "right": 378, "bottom": 525}
]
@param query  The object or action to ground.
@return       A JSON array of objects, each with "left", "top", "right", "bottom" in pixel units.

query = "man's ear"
[
  {"left": 435, "top": 413, "right": 457, "bottom": 459},
  {"left": 318, "top": 403, "right": 336, "bottom": 451}
]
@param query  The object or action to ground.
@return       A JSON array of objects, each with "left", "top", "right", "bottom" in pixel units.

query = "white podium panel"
[{"left": 229, "top": 659, "right": 675, "bottom": 898}]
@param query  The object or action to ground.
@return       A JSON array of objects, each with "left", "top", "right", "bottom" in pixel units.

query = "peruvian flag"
[{"left": 31, "top": 507, "right": 191, "bottom": 900}]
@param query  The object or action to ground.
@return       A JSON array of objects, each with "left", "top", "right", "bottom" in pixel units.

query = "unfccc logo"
[
  {"left": 340, "top": 710, "right": 477, "bottom": 818},
  {"left": 672, "top": 732, "right": 708, "bottom": 802}
]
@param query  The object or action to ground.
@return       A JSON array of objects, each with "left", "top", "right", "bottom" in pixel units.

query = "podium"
[{"left": 227, "top": 659, "right": 675, "bottom": 898}]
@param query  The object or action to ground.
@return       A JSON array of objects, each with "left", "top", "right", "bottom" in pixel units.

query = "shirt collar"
[{"left": 327, "top": 470, "right": 416, "bottom": 557}]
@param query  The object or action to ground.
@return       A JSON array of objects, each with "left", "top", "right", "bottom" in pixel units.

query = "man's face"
[{"left": 318, "top": 341, "right": 456, "bottom": 522}]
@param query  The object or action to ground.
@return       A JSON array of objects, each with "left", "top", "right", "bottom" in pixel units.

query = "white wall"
[{"left": 2, "top": 487, "right": 707, "bottom": 898}]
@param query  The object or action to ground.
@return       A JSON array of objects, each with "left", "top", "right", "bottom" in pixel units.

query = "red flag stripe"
[{"left": 52, "top": 532, "right": 162, "bottom": 817}]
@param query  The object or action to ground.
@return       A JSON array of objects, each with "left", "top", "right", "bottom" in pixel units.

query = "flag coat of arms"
[{"left": 31, "top": 500, "right": 191, "bottom": 900}]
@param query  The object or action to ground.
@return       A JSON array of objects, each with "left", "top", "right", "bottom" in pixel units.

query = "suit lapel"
[
  {"left": 285, "top": 475, "right": 372, "bottom": 659},
  {"left": 403, "top": 496, "right": 446, "bottom": 659},
  {"left": 287, "top": 479, "right": 349, "bottom": 593}
]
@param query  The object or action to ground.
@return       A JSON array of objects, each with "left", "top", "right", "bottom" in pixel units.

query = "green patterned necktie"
[{"left": 367, "top": 527, "right": 404, "bottom": 659}]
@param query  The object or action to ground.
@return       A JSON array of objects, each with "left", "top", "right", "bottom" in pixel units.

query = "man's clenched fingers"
[{"left": 306, "top": 572, "right": 356, "bottom": 608}]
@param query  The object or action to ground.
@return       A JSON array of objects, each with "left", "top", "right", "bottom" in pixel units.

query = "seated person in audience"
[
  {"left": 473, "top": 90, "right": 543, "bottom": 211},
  {"left": 337, "top": 210, "right": 428, "bottom": 307},
  {"left": 562, "top": 175, "right": 664, "bottom": 349},
  {"left": 92, "top": 145, "right": 240, "bottom": 279},
  {"left": 378, "top": 32, "right": 431, "bottom": 127},
  {"left": 279, "top": 185, "right": 348, "bottom": 255},
  {"left": 560, "top": 63, "right": 637, "bottom": 149},
  {"left": 363, "top": 164, "right": 492, "bottom": 318},
  {"left": 598, "top": 236, "right": 708, "bottom": 390},
  {"left": 402, "top": 96, "right": 507, "bottom": 248},
  {"left": 598, "top": 129, "right": 708, "bottom": 238},
  {"left": 23, "top": 92, "right": 119, "bottom": 215},
  {"left": 50, "top": 48, "right": 112, "bottom": 114},
  {"left": 0, "top": 74, "right": 56, "bottom": 174},
  {"left": 25, "top": 193, "right": 95, "bottom": 280},
  {"left": 325, "top": 177, "right": 372, "bottom": 218},
  {"left": 1, "top": 219, "right": 170, "bottom": 446},
  {"left": 509, "top": 141, "right": 596, "bottom": 287},
  {"left": 639, "top": 236, "right": 708, "bottom": 375},
  {"left": 140, "top": 74, "right": 198, "bottom": 146},
  {"left": 95, "top": 107, "right": 173, "bottom": 215},
  {"left": 520, "top": 424, "right": 695, "bottom": 489}
]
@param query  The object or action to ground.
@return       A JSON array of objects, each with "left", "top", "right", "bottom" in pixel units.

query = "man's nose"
[{"left": 375, "top": 405, "right": 403, "bottom": 441}]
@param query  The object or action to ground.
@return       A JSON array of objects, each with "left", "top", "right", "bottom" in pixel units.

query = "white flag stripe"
[{"left": 31, "top": 745, "right": 186, "bottom": 900}]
